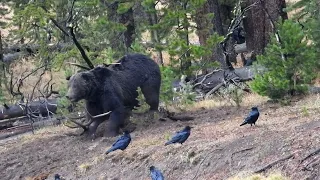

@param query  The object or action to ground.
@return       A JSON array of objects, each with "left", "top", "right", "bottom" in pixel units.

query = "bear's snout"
[{"left": 65, "top": 89, "right": 77, "bottom": 102}]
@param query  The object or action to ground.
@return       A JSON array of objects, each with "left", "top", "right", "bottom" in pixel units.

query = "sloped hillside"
[{"left": 0, "top": 94, "right": 319, "bottom": 180}]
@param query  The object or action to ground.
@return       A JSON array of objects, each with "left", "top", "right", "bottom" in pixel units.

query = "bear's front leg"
[
  {"left": 105, "top": 108, "right": 126, "bottom": 137},
  {"left": 87, "top": 117, "right": 105, "bottom": 140}
]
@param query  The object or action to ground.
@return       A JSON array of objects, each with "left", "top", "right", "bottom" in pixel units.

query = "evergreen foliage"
[{"left": 251, "top": 20, "right": 318, "bottom": 100}]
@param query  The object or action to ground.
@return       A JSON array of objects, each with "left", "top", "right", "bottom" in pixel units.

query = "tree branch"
[
  {"left": 39, "top": 3, "right": 94, "bottom": 69},
  {"left": 68, "top": 27, "right": 94, "bottom": 69}
]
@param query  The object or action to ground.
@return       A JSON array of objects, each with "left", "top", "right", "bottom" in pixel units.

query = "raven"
[
  {"left": 105, "top": 130, "right": 131, "bottom": 155},
  {"left": 240, "top": 107, "right": 260, "bottom": 126},
  {"left": 150, "top": 166, "right": 165, "bottom": 180},
  {"left": 165, "top": 126, "right": 192, "bottom": 146},
  {"left": 54, "top": 174, "right": 62, "bottom": 180}
]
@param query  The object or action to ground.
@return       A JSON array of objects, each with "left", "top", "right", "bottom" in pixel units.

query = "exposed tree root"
[
  {"left": 167, "top": 115, "right": 195, "bottom": 121},
  {"left": 302, "top": 158, "right": 319, "bottom": 171},
  {"left": 232, "top": 147, "right": 254, "bottom": 156},
  {"left": 300, "top": 148, "right": 320, "bottom": 164},
  {"left": 254, "top": 153, "right": 295, "bottom": 173}
]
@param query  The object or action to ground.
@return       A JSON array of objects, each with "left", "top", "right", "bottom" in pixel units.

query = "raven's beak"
[{"left": 190, "top": 126, "right": 194, "bottom": 129}]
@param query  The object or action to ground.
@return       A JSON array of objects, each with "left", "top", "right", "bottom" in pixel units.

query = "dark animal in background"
[
  {"left": 240, "top": 107, "right": 260, "bottom": 126},
  {"left": 105, "top": 130, "right": 131, "bottom": 155},
  {"left": 171, "top": 75, "right": 195, "bottom": 93},
  {"left": 244, "top": 59, "right": 254, "bottom": 66},
  {"left": 66, "top": 53, "right": 161, "bottom": 139},
  {"left": 54, "top": 174, "right": 63, "bottom": 180},
  {"left": 165, "top": 126, "right": 192, "bottom": 146},
  {"left": 149, "top": 166, "right": 165, "bottom": 180},
  {"left": 232, "top": 27, "right": 246, "bottom": 44}
]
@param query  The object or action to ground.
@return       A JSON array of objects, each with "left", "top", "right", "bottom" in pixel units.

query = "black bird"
[
  {"left": 54, "top": 174, "right": 61, "bottom": 180},
  {"left": 150, "top": 166, "right": 164, "bottom": 180},
  {"left": 240, "top": 107, "right": 260, "bottom": 126},
  {"left": 165, "top": 126, "right": 192, "bottom": 146},
  {"left": 105, "top": 130, "right": 131, "bottom": 155}
]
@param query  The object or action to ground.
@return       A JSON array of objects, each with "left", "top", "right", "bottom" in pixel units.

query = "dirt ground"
[{"left": 0, "top": 94, "right": 319, "bottom": 180}]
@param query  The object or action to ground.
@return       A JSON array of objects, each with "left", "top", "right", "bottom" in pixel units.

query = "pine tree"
[{"left": 251, "top": 20, "right": 318, "bottom": 100}]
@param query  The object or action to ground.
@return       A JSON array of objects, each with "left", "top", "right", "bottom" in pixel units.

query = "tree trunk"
[
  {"left": 106, "top": 1, "right": 135, "bottom": 56},
  {"left": 207, "top": 0, "right": 228, "bottom": 69},
  {"left": 180, "top": 2, "right": 191, "bottom": 73},
  {"left": 146, "top": 3, "right": 163, "bottom": 65},
  {"left": 244, "top": 0, "right": 288, "bottom": 56},
  {"left": 0, "top": 99, "right": 57, "bottom": 120},
  {"left": 194, "top": 1, "right": 211, "bottom": 73}
]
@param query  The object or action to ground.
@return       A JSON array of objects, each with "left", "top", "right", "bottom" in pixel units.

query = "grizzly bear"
[{"left": 66, "top": 53, "right": 161, "bottom": 139}]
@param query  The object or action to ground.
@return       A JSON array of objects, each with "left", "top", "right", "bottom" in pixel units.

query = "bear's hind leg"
[{"left": 140, "top": 83, "right": 160, "bottom": 111}]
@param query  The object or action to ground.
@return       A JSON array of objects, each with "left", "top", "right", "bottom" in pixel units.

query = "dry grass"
[
  {"left": 19, "top": 125, "right": 71, "bottom": 143},
  {"left": 229, "top": 172, "right": 288, "bottom": 180},
  {"left": 186, "top": 93, "right": 270, "bottom": 111}
]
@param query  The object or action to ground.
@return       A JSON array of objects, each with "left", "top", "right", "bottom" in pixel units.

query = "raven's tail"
[
  {"left": 240, "top": 121, "right": 247, "bottom": 126},
  {"left": 164, "top": 141, "right": 172, "bottom": 146},
  {"left": 105, "top": 147, "right": 115, "bottom": 155}
]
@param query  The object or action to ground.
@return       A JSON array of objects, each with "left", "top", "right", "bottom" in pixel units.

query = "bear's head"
[
  {"left": 66, "top": 72, "right": 94, "bottom": 102},
  {"left": 66, "top": 67, "right": 112, "bottom": 102}
]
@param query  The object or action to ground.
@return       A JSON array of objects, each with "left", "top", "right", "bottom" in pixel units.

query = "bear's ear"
[
  {"left": 81, "top": 72, "right": 92, "bottom": 81},
  {"left": 91, "top": 66, "right": 112, "bottom": 77},
  {"left": 113, "top": 63, "right": 124, "bottom": 70}
]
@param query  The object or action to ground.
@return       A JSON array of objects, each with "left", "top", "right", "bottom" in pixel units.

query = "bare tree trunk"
[
  {"left": 194, "top": 2, "right": 211, "bottom": 73},
  {"left": 207, "top": 0, "right": 227, "bottom": 69},
  {"left": 244, "top": 0, "right": 288, "bottom": 56}
]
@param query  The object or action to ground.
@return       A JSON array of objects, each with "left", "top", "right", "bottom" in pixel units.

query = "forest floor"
[{"left": 0, "top": 94, "right": 319, "bottom": 180}]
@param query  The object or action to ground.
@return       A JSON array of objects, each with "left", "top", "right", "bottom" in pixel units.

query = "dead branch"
[
  {"left": 29, "top": 68, "right": 46, "bottom": 101},
  {"left": 300, "top": 148, "right": 320, "bottom": 164},
  {"left": 193, "top": 69, "right": 222, "bottom": 89},
  {"left": 254, "top": 153, "right": 295, "bottom": 173},
  {"left": 220, "top": 1, "right": 259, "bottom": 70},
  {"left": 66, "top": 62, "right": 90, "bottom": 70},
  {"left": 65, "top": 110, "right": 112, "bottom": 130},
  {"left": 204, "top": 82, "right": 224, "bottom": 99}
]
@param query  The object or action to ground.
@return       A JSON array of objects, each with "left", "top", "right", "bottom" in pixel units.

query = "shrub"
[{"left": 251, "top": 20, "right": 318, "bottom": 100}]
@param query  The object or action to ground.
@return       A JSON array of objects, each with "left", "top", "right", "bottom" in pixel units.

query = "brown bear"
[{"left": 66, "top": 53, "right": 161, "bottom": 139}]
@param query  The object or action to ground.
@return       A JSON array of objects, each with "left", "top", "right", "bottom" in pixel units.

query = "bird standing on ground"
[
  {"left": 240, "top": 106, "right": 260, "bottom": 126},
  {"left": 149, "top": 166, "right": 164, "bottom": 180},
  {"left": 105, "top": 130, "right": 131, "bottom": 155},
  {"left": 165, "top": 126, "right": 192, "bottom": 146},
  {"left": 54, "top": 174, "right": 62, "bottom": 180}
]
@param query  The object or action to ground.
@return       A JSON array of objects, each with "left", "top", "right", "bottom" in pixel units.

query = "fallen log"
[
  {"left": 0, "top": 99, "right": 57, "bottom": 120},
  {"left": 2, "top": 42, "right": 73, "bottom": 63},
  {"left": 191, "top": 66, "right": 262, "bottom": 93},
  {"left": 182, "top": 66, "right": 319, "bottom": 96}
]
